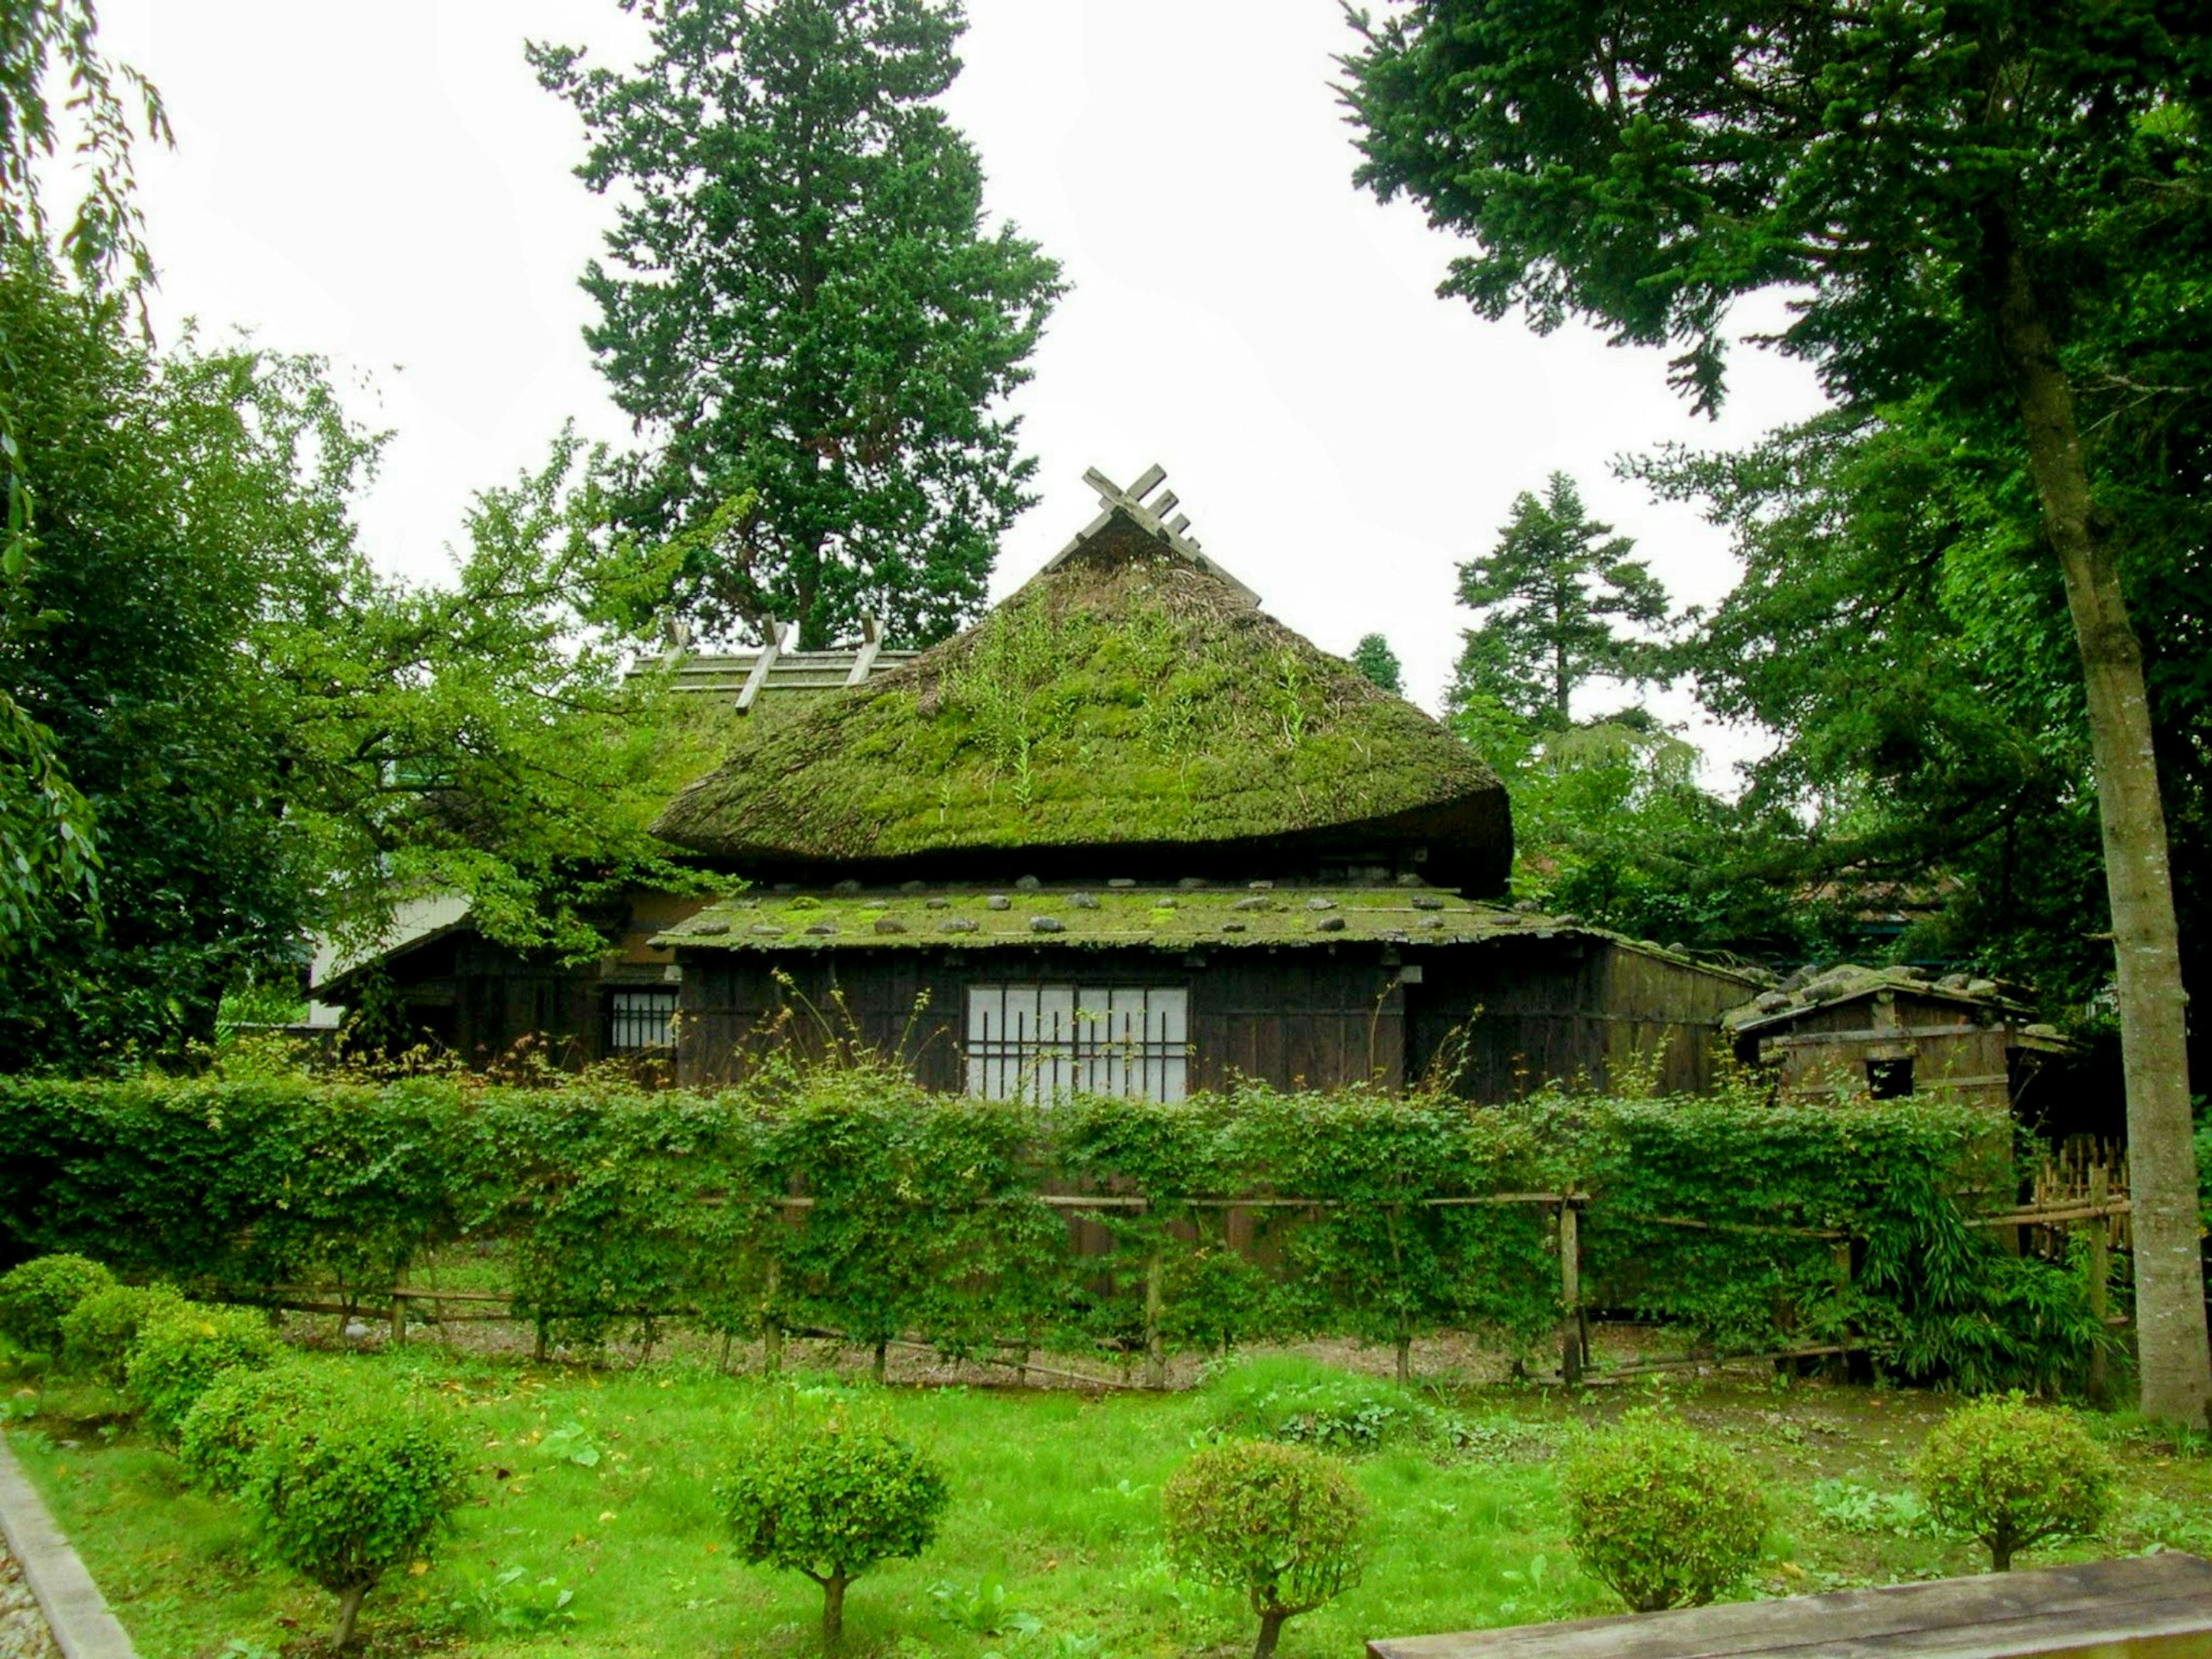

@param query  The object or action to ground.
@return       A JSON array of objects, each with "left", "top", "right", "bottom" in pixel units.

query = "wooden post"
[
  {"left": 1559, "top": 1199, "right": 1584, "bottom": 1385},
  {"left": 388, "top": 1291, "right": 406, "bottom": 1345},
  {"left": 763, "top": 1258, "right": 784, "bottom": 1376},
  {"left": 2088, "top": 1165, "right": 2111, "bottom": 1405},
  {"left": 1827, "top": 1240, "right": 1853, "bottom": 1380},
  {"left": 1144, "top": 1245, "right": 1166, "bottom": 1391}
]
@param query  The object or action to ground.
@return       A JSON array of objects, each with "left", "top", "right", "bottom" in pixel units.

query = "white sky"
[{"left": 99, "top": 0, "right": 1827, "bottom": 763}]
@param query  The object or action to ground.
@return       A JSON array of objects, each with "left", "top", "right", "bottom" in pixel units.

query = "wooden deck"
[{"left": 1366, "top": 1554, "right": 2212, "bottom": 1658}]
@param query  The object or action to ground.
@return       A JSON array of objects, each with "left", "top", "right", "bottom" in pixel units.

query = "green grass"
[{"left": 7, "top": 1347, "right": 2211, "bottom": 1658}]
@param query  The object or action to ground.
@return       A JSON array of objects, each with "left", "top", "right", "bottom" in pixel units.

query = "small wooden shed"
[{"left": 1724, "top": 964, "right": 2077, "bottom": 1113}]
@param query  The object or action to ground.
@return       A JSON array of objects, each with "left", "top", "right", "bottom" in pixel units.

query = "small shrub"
[
  {"left": 247, "top": 1388, "right": 469, "bottom": 1649},
  {"left": 1560, "top": 1412, "right": 1766, "bottom": 1611},
  {"left": 1913, "top": 1394, "right": 2116, "bottom": 1571},
  {"left": 1203, "top": 1354, "right": 1444, "bottom": 1453},
  {"left": 59, "top": 1282, "right": 185, "bottom": 1384},
  {"left": 721, "top": 1406, "right": 950, "bottom": 1650},
  {"left": 1161, "top": 1439, "right": 1366, "bottom": 1659},
  {"left": 178, "top": 1363, "right": 339, "bottom": 1495},
  {"left": 124, "top": 1304, "right": 283, "bottom": 1444},
  {"left": 0, "top": 1253, "right": 115, "bottom": 1355}
]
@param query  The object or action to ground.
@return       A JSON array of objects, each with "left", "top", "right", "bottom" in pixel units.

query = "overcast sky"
[{"left": 98, "top": 0, "right": 1828, "bottom": 759}]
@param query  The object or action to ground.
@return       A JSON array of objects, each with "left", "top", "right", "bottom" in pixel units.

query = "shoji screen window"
[{"left": 964, "top": 986, "right": 1188, "bottom": 1103}]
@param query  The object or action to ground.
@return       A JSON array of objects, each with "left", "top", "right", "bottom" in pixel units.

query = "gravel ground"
[{"left": 0, "top": 1541, "right": 58, "bottom": 1659}]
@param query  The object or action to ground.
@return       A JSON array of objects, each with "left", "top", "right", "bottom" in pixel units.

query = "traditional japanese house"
[
  {"left": 1722, "top": 964, "right": 2080, "bottom": 1115},
  {"left": 644, "top": 467, "right": 1761, "bottom": 1099}
]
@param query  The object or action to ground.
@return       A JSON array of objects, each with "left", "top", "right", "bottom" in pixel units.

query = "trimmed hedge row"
[{"left": 0, "top": 1066, "right": 2099, "bottom": 1388}]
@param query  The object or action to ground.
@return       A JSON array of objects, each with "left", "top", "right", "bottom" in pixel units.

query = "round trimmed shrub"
[
  {"left": 1561, "top": 1413, "right": 1767, "bottom": 1612},
  {"left": 59, "top": 1282, "right": 185, "bottom": 1384},
  {"left": 247, "top": 1388, "right": 469, "bottom": 1649},
  {"left": 1161, "top": 1439, "right": 1367, "bottom": 1659},
  {"left": 124, "top": 1303, "right": 283, "bottom": 1443},
  {"left": 1913, "top": 1394, "right": 2116, "bottom": 1571},
  {"left": 0, "top": 1253, "right": 115, "bottom": 1355},
  {"left": 178, "top": 1362, "right": 340, "bottom": 1495},
  {"left": 722, "top": 1412, "right": 950, "bottom": 1650}
]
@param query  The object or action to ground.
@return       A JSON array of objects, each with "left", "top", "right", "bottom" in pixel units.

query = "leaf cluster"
[
  {"left": 0, "top": 1249, "right": 109, "bottom": 1353},
  {"left": 124, "top": 1301, "right": 283, "bottom": 1444}
]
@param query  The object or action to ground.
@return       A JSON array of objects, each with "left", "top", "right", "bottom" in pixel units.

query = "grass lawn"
[{"left": 5, "top": 1344, "right": 2211, "bottom": 1659}]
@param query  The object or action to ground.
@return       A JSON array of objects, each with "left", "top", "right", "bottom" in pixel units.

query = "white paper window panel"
[{"left": 963, "top": 985, "right": 1188, "bottom": 1103}]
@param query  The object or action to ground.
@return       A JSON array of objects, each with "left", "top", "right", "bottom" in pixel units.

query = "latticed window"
[
  {"left": 607, "top": 987, "right": 679, "bottom": 1054},
  {"left": 965, "top": 985, "right": 1189, "bottom": 1103}
]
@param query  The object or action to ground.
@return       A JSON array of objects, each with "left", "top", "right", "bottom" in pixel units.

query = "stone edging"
[{"left": 0, "top": 1434, "right": 136, "bottom": 1659}]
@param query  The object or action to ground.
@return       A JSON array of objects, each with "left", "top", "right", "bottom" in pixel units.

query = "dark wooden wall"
[
  {"left": 1404, "top": 938, "right": 1755, "bottom": 1103},
  {"left": 676, "top": 938, "right": 1752, "bottom": 1102},
  {"left": 675, "top": 945, "right": 1409, "bottom": 1093}
]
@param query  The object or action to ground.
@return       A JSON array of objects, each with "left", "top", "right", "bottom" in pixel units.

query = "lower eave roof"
[{"left": 653, "top": 885, "right": 1751, "bottom": 976}]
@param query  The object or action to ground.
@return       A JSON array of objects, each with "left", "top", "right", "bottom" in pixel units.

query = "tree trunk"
[
  {"left": 1991, "top": 1539, "right": 2013, "bottom": 1573},
  {"left": 1253, "top": 1607, "right": 1290, "bottom": 1659},
  {"left": 872, "top": 1338, "right": 887, "bottom": 1382},
  {"left": 333, "top": 1582, "right": 369, "bottom": 1649},
  {"left": 821, "top": 1571, "right": 848, "bottom": 1650},
  {"left": 1995, "top": 237, "right": 2211, "bottom": 1429}
]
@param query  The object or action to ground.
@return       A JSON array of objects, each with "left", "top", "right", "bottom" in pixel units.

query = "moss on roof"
[
  {"left": 655, "top": 883, "right": 1565, "bottom": 952},
  {"left": 652, "top": 518, "right": 1507, "bottom": 878}
]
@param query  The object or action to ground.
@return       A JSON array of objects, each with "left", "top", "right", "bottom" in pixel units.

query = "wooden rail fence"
[{"left": 224, "top": 1155, "right": 2133, "bottom": 1392}]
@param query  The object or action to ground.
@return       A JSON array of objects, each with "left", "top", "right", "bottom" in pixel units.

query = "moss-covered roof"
[
  {"left": 651, "top": 514, "right": 1509, "bottom": 889},
  {"left": 653, "top": 881, "right": 1731, "bottom": 961}
]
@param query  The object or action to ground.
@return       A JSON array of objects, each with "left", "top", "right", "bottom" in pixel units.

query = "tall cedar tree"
[
  {"left": 1349, "top": 632, "right": 1403, "bottom": 695},
  {"left": 531, "top": 0, "right": 1063, "bottom": 650},
  {"left": 1344, "top": 0, "right": 2212, "bottom": 1424},
  {"left": 1452, "top": 474, "right": 1666, "bottom": 730}
]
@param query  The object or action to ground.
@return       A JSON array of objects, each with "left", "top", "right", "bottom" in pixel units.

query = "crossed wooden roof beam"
[{"left": 1043, "top": 462, "right": 1261, "bottom": 607}]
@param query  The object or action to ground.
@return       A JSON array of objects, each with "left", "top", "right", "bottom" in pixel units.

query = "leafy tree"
[
  {"left": 1914, "top": 1396, "right": 2116, "bottom": 1572},
  {"left": 532, "top": 0, "right": 1064, "bottom": 650},
  {"left": 1348, "top": 632, "right": 1403, "bottom": 694},
  {"left": 1468, "top": 709, "right": 1808, "bottom": 957},
  {"left": 1562, "top": 1414, "right": 1766, "bottom": 1611},
  {"left": 0, "top": 252, "right": 710, "bottom": 1067},
  {"left": 1451, "top": 473, "right": 1666, "bottom": 730},
  {"left": 1344, "top": 0, "right": 2212, "bottom": 1427},
  {"left": 1161, "top": 1440, "right": 1366, "bottom": 1659},
  {"left": 721, "top": 1405, "right": 950, "bottom": 1650},
  {"left": 1, "top": 0, "right": 169, "bottom": 953},
  {"left": 1635, "top": 405, "right": 2164, "bottom": 1015}
]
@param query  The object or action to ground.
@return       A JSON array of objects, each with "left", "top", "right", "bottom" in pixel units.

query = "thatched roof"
[{"left": 652, "top": 508, "right": 1512, "bottom": 892}]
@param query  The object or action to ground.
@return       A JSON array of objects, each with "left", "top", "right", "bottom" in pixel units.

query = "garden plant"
[
  {"left": 245, "top": 1385, "right": 470, "bottom": 1647},
  {"left": 58, "top": 1281, "right": 183, "bottom": 1384},
  {"left": 721, "top": 1401, "right": 951, "bottom": 1649},
  {"left": 0, "top": 1252, "right": 112, "bottom": 1356},
  {"left": 124, "top": 1301, "right": 283, "bottom": 1444},
  {"left": 1560, "top": 1411, "right": 1767, "bottom": 1611},
  {"left": 1161, "top": 1438, "right": 1368, "bottom": 1659},
  {"left": 1913, "top": 1394, "right": 2117, "bottom": 1571}
]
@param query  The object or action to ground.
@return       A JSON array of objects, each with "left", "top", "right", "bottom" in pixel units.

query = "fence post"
[
  {"left": 1144, "top": 1244, "right": 1166, "bottom": 1391},
  {"left": 1559, "top": 1198, "right": 1584, "bottom": 1385},
  {"left": 388, "top": 1291, "right": 407, "bottom": 1345},
  {"left": 1827, "top": 1240, "right": 1853, "bottom": 1381},
  {"left": 763, "top": 1257, "right": 784, "bottom": 1377},
  {"left": 2087, "top": 1165, "right": 2110, "bottom": 1406}
]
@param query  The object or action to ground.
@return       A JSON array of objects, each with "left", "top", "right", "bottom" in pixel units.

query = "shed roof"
[
  {"left": 652, "top": 472, "right": 1511, "bottom": 891},
  {"left": 1724, "top": 963, "right": 2044, "bottom": 1037}
]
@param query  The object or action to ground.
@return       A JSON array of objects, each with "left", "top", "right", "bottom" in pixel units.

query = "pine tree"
[
  {"left": 1450, "top": 474, "right": 1666, "bottom": 730},
  {"left": 1349, "top": 633, "right": 1403, "bottom": 695},
  {"left": 532, "top": 0, "right": 1063, "bottom": 649}
]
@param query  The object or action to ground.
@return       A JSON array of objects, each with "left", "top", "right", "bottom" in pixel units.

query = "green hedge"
[{"left": 0, "top": 1067, "right": 2097, "bottom": 1389}]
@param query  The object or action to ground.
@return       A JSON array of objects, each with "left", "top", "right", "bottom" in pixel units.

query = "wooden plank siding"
[{"left": 675, "top": 937, "right": 1749, "bottom": 1105}]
